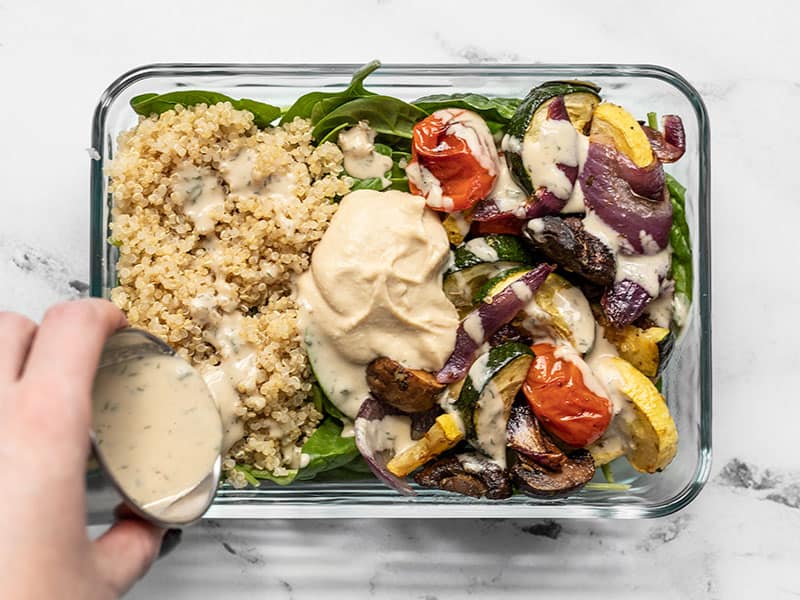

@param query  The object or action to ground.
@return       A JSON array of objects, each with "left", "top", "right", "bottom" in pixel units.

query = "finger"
[
  {"left": 0, "top": 312, "right": 37, "bottom": 381},
  {"left": 22, "top": 299, "right": 127, "bottom": 399},
  {"left": 92, "top": 516, "right": 165, "bottom": 597}
]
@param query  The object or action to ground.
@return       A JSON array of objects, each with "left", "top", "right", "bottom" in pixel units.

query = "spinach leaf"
[
  {"left": 412, "top": 93, "right": 521, "bottom": 124},
  {"left": 235, "top": 464, "right": 297, "bottom": 486},
  {"left": 310, "top": 457, "right": 373, "bottom": 482},
  {"left": 312, "top": 96, "right": 428, "bottom": 143},
  {"left": 310, "top": 383, "right": 348, "bottom": 422},
  {"left": 295, "top": 418, "right": 360, "bottom": 481},
  {"left": 130, "top": 91, "right": 281, "bottom": 129},
  {"left": 280, "top": 60, "right": 381, "bottom": 125},
  {"left": 349, "top": 177, "right": 386, "bottom": 192},
  {"left": 666, "top": 173, "right": 693, "bottom": 302},
  {"left": 374, "top": 143, "right": 393, "bottom": 157},
  {"left": 234, "top": 416, "right": 358, "bottom": 485}
]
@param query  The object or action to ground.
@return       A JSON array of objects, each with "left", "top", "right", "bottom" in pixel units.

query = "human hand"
[{"left": 0, "top": 299, "right": 166, "bottom": 599}]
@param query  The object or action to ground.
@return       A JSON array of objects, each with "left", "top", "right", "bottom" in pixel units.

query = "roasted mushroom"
[
  {"left": 366, "top": 357, "right": 445, "bottom": 413},
  {"left": 524, "top": 216, "right": 616, "bottom": 287},
  {"left": 506, "top": 402, "right": 566, "bottom": 472},
  {"left": 414, "top": 454, "right": 512, "bottom": 500},
  {"left": 511, "top": 450, "right": 596, "bottom": 498}
]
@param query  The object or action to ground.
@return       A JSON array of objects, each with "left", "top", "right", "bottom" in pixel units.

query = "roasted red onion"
[
  {"left": 437, "top": 263, "right": 555, "bottom": 383},
  {"left": 580, "top": 142, "right": 672, "bottom": 253},
  {"left": 601, "top": 279, "right": 653, "bottom": 327},
  {"left": 354, "top": 397, "right": 415, "bottom": 495},
  {"left": 643, "top": 115, "right": 686, "bottom": 163}
]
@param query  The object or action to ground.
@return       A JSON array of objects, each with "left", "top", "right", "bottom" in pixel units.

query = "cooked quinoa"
[{"left": 106, "top": 102, "right": 349, "bottom": 487}]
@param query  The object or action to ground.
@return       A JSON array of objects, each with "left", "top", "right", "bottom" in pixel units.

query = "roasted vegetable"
[
  {"left": 353, "top": 397, "right": 415, "bottom": 495},
  {"left": 366, "top": 357, "right": 445, "bottom": 413},
  {"left": 524, "top": 216, "right": 616, "bottom": 287},
  {"left": 437, "top": 263, "right": 554, "bottom": 383},
  {"left": 580, "top": 142, "right": 671, "bottom": 253},
  {"left": 386, "top": 414, "right": 464, "bottom": 477},
  {"left": 603, "top": 325, "right": 674, "bottom": 378},
  {"left": 523, "top": 343, "right": 612, "bottom": 448},
  {"left": 452, "top": 342, "right": 534, "bottom": 465},
  {"left": 443, "top": 235, "right": 534, "bottom": 315},
  {"left": 407, "top": 109, "right": 500, "bottom": 212},
  {"left": 590, "top": 356, "right": 678, "bottom": 473},
  {"left": 601, "top": 279, "right": 653, "bottom": 328},
  {"left": 643, "top": 114, "right": 686, "bottom": 163},
  {"left": 506, "top": 402, "right": 566, "bottom": 471},
  {"left": 518, "top": 273, "right": 596, "bottom": 354},
  {"left": 511, "top": 450, "right": 595, "bottom": 498},
  {"left": 589, "top": 103, "right": 653, "bottom": 168},
  {"left": 414, "top": 454, "right": 512, "bottom": 499},
  {"left": 505, "top": 81, "right": 600, "bottom": 197}
]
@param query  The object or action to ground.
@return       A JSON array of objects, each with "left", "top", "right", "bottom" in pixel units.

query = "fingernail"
[{"left": 158, "top": 528, "right": 182, "bottom": 559}]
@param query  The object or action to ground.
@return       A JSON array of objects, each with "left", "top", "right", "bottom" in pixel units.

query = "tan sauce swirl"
[
  {"left": 338, "top": 121, "right": 393, "bottom": 185},
  {"left": 297, "top": 189, "right": 459, "bottom": 419},
  {"left": 92, "top": 354, "right": 223, "bottom": 520}
]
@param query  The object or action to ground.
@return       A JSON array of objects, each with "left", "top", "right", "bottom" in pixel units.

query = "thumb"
[{"left": 92, "top": 516, "right": 165, "bottom": 597}]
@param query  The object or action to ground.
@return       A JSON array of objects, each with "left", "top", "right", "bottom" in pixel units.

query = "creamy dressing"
[
  {"left": 437, "top": 109, "right": 499, "bottom": 174},
  {"left": 406, "top": 160, "right": 453, "bottom": 211},
  {"left": 92, "top": 354, "right": 223, "bottom": 520},
  {"left": 673, "top": 293, "right": 690, "bottom": 328},
  {"left": 645, "top": 290, "right": 673, "bottom": 329},
  {"left": 549, "top": 284, "right": 595, "bottom": 353},
  {"left": 466, "top": 352, "right": 493, "bottom": 391},
  {"left": 582, "top": 209, "right": 624, "bottom": 253},
  {"left": 297, "top": 190, "right": 459, "bottom": 418},
  {"left": 199, "top": 365, "right": 246, "bottom": 452},
  {"left": 475, "top": 382, "right": 508, "bottom": 467},
  {"left": 615, "top": 247, "right": 672, "bottom": 297},
  {"left": 560, "top": 134, "right": 590, "bottom": 213},
  {"left": 338, "top": 121, "right": 393, "bottom": 184},
  {"left": 174, "top": 166, "right": 226, "bottom": 235},
  {"left": 521, "top": 119, "right": 582, "bottom": 200},
  {"left": 358, "top": 415, "right": 415, "bottom": 455},
  {"left": 463, "top": 238, "right": 499, "bottom": 262},
  {"left": 219, "top": 149, "right": 259, "bottom": 194},
  {"left": 510, "top": 280, "right": 533, "bottom": 303},
  {"left": 487, "top": 155, "right": 529, "bottom": 215},
  {"left": 552, "top": 344, "right": 610, "bottom": 400},
  {"left": 462, "top": 311, "right": 485, "bottom": 345},
  {"left": 520, "top": 282, "right": 594, "bottom": 354}
]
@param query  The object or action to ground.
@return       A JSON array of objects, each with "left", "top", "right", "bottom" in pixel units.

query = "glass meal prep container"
[{"left": 89, "top": 63, "right": 711, "bottom": 520}]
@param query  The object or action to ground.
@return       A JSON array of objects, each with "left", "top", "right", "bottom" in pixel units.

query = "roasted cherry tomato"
[
  {"left": 522, "top": 343, "right": 612, "bottom": 448},
  {"left": 407, "top": 109, "right": 498, "bottom": 212}
]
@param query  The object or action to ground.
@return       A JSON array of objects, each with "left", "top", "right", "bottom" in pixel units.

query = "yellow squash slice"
[
  {"left": 590, "top": 103, "right": 654, "bottom": 167},
  {"left": 386, "top": 414, "right": 464, "bottom": 477},
  {"left": 609, "top": 356, "right": 678, "bottom": 473}
]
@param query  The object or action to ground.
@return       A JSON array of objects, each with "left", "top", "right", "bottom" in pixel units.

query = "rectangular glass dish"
[{"left": 90, "top": 63, "right": 711, "bottom": 519}]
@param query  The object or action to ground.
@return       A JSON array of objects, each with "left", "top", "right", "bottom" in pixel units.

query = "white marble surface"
[{"left": 2, "top": 0, "right": 799, "bottom": 597}]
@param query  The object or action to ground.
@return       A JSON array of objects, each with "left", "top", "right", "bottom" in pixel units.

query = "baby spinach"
[
  {"left": 412, "top": 93, "right": 521, "bottom": 127},
  {"left": 346, "top": 147, "right": 410, "bottom": 192},
  {"left": 312, "top": 96, "right": 428, "bottom": 143},
  {"left": 311, "top": 383, "right": 348, "bottom": 422},
  {"left": 130, "top": 91, "right": 281, "bottom": 129},
  {"left": 232, "top": 417, "right": 359, "bottom": 486},
  {"left": 295, "top": 418, "right": 360, "bottom": 481},
  {"left": 234, "top": 464, "right": 297, "bottom": 486},
  {"left": 281, "top": 60, "right": 380, "bottom": 125},
  {"left": 311, "top": 457, "right": 372, "bottom": 482},
  {"left": 666, "top": 173, "right": 693, "bottom": 302},
  {"left": 349, "top": 177, "right": 387, "bottom": 192}
]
